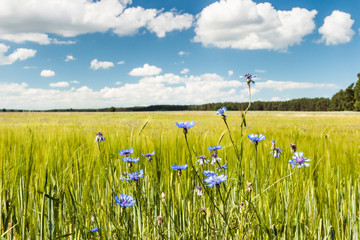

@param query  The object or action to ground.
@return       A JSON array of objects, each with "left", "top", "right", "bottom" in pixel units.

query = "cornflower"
[
  {"left": 95, "top": 132, "right": 105, "bottom": 142},
  {"left": 203, "top": 170, "right": 218, "bottom": 177},
  {"left": 197, "top": 155, "right": 209, "bottom": 165},
  {"left": 270, "top": 140, "right": 282, "bottom": 158},
  {"left": 195, "top": 186, "right": 203, "bottom": 196},
  {"left": 122, "top": 157, "right": 139, "bottom": 168},
  {"left": 288, "top": 152, "right": 310, "bottom": 168},
  {"left": 115, "top": 194, "right": 135, "bottom": 208},
  {"left": 141, "top": 151, "right": 155, "bottom": 161},
  {"left": 248, "top": 134, "right": 265, "bottom": 145},
  {"left": 123, "top": 169, "right": 144, "bottom": 182},
  {"left": 204, "top": 174, "right": 227, "bottom": 188},
  {"left": 171, "top": 164, "right": 188, "bottom": 176},
  {"left": 208, "top": 145, "right": 222, "bottom": 165},
  {"left": 119, "top": 148, "right": 134, "bottom": 157},
  {"left": 216, "top": 107, "right": 227, "bottom": 118},
  {"left": 245, "top": 73, "right": 256, "bottom": 85},
  {"left": 175, "top": 121, "right": 195, "bottom": 134},
  {"left": 216, "top": 165, "right": 227, "bottom": 172}
]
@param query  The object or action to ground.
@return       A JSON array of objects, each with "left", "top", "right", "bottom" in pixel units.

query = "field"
[{"left": 1, "top": 111, "right": 360, "bottom": 239}]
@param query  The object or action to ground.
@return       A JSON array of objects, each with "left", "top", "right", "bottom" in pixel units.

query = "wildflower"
[
  {"left": 288, "top": 152, "right": 310, "bottom": 168},
  {"left": 119, "top": 148, "right": 134, "bottom": 157},
  {"left": 119, "top": 172, "right": 128, "bottom": 180},
  {"left": 122, "top": 157, "right": 139, "bottom": 168},
  {"left": 90, "top": 227, "right": 100, "bottom": 232},
  {"left": 216, "top": 107, "right": 227, "bottom": 118},
  {"left": 204, "top": 174, "right": 227, "bottom": 188},
  {"left": 270, "top": 140, "right": 282, "bottom": 158},
  {"left": 197, "top": 155, "right": 209, "bottom": 165},
  {"left": 114, "top": 194, "right": 135, "bottom": 208},
  {"left": 156, "top": 216, "right": 163, "bottom": 226},
  {"left": 245, "top": 73, "right": 256, "bottom": 85},
  {"left": 195, "top": 186, "right": 203, "bottom": 196},
  {"left": 216, "top": 165, "right": 227, "bottom": 171},
  {"left": 171, "top": 164, "right": 188, "bottom": 176},
  {"left": 203, "top": 170, "right": 218, "bottom": 177},
  {"left": 141, "top": 151, "right": 155, "bottom": 161},
  {"left": 95, "top": 132, "right": 105, "bottom": 142},
  {"left": 175, "top": 121, "right": 195, "bottom": 134},
  {"left": 248, "top": 134, "right": 265, "bottom": 145},
  {"left": 123, "top": 169, "right": 144, "bottom": 182},
  {"left": 290, "top": 143, "right": 297, "bottom": 153},
  {"left": 245, "top": 180, "right": 253, "bottom": 192},
  {"left": 271, "top": 140, "right": 276, "bottom": 151},
  {"left": 208, "top": 145, "right": 222, "bottom": 165}
]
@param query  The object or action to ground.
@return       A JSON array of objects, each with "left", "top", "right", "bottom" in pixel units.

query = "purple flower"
[
  {"left": 171, "top": 164, "right": 188, "bottom": 176},
  {"left": 95, "top": 132, "right": 105, "bottom": 142},
  {"left": 204, "top": 175, "right": 227, "bottom": 187},
  {"left": 208, "top": 145, "right": 222, "bottom": 151},
  {"left": 216, "top": 165, "right": 227, "bottom": 171},
  {"left": 270, "top": 148, "right": 283, "bottom": 158},
  {"left": 203, "top": 170, "right": 218, "bottom": 177},
  {"left": 197, "top": 155, "right": 209, "bottom": 165},
  {"left": 119, "top": 148, "right": 134, "bottom": 156},
  {"left": 195, "top": 186, "right": 203, "bottom": 196},
  {"left": 216, "top": 107, "right": 227, "bottom": 118},
  {"left": 288, "top": 152, "right": 310, "bottom": 168},
  {"left": 210, "top": 152, "right": 222, "bottom": 165},
  {"left": 175, "top": 121, "right": 195, "bottom": 134},
  {"left": 123, "top": 169, "right": 144, "bottom": 182},
  {"left": 141, "top": 151, "right": 155, "bottom": 161},
  {"left": 248, "top": 134, "right": 265, "bottom": 145},
  {"left": 245, "top": 73, "right": 256, "bottom": 85},
  {"left": 115, "top": 194, "right": 135, "bottom": 208}
]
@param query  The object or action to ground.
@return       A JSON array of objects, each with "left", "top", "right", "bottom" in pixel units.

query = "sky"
[{"left": 0, "top": 0, "right": 359, "bottom": 110}]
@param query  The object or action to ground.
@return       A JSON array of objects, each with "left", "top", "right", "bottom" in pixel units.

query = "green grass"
[{"left": 1, "top": 111, "right": 360, "bottom": 239}]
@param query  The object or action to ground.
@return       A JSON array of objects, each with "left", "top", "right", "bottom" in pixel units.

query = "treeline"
[{"left": 2, "top": 73, "right": 359, "bottom": 112}]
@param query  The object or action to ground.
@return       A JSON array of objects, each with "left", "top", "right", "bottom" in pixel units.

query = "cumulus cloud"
[
  {"left": 65, "top": 55, "right": 75, "bottom": 62},
  {"left": 181, "top": 68, "right": 189, "bottom": 74},
  {"left": 129, "top": 63, "right": 162, "bottom": 76},
  {"left": 40, "top": 69, "right": 55, "bottom": 77},
  {"left": 178, "top": 51, "right": 189, "bottom": 56},
  {"left": 0, "top": 0, "right": 193, "bottom": 44},
  {"left": 70, "top": 80, "right": 79, "bottom": 84},
  {"left": 254, "top": 80, "right": 338, "bottom": 91},
  {"left": 49, "top": 81, "right": 69, "bottom": 88},
  {"left": 318, "top": 10, "right": 355, "bottom": 45},
  {"left": 228, "top": 70, "right": 234, "bottom": 77},
  {"left": 0, "top": 44, "right": 36, "bottom": 65},
  {"left": 90, "top": 59, "right": 114, "bottom": 70},
  {"left": 194, "top": 0, "right": 317, "bottom": 51},
  {"left": 117, "top": 60, "right": 125, "bottom": 65}
]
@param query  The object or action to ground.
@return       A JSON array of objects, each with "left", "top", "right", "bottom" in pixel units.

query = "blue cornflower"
[
  {"left": 95, "top": 132, "right": 105, "bottom": 142},
  {"left": 119, "top": 148, "right": 134, "bottom": 157},
  {"left": 90, "top": 227, "right": 100, "bottom": 232},
  {"left": 122, "top": 157, "right": 139, "bottom": 168},
  {"left": 115, "top": 194, "right": 136, "bottom": 208},
  {"left": 123, "top": 169, "right": 144, "bottom": 182},
  {"left": 141, "top": 151, "right": 155, "bottom": 161},
  {"left": 171, "top": 164, "right": 188, "bottom": 176},
  {"left": 203, "top": 170, "right": 218, "bottom": 177},
  {"left": 195, "top": 186, "right": 203, "bottom": 196},
  {"left": 245, "top": 73, "right": 256, "bottom": 85},
  {"left": 175, "top": 121, "right": 195, "bottom": 134},
  {"left": 197, "top": 155, "right": 209, "bottom": 165},
  {"left": 270, "top": 140, "right": 282, "bottom": 158},
  {"left": 216, "top": 165, "right": 227, "bottom": 171},
  {"left": 288, "top": 152, "right": 310, "bottom": 168},
  {"left": 248, "top": 134, "right": 265, "bottom": 145},
  {"left": 204, "top": 175, "right": 227, "bottom": 188},
  {"left": 208, "top": 145, "right": 222, "bottom": 151},
  {"left": 216, "top": 107, "right": 227, "bottom": 118}
]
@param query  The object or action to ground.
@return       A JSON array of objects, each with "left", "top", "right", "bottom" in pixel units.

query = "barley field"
[{"left": 1, "top": 111, "right": 360, "bottom": 239}]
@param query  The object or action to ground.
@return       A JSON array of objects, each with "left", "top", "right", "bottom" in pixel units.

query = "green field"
[{"left": 1, "top": 111, "right": 360, "bottom": 239}]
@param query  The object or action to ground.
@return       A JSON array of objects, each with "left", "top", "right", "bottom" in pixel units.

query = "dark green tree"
[
  {"left": 344, "top": 83, "right": 355, "bottom": 110},
  {"left": 353, "top": 73, "right": 360, "bottom": 111}
]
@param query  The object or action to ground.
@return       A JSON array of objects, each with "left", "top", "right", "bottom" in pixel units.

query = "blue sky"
[{"left": 0, "top": 0, "right": 359, "bottom": 109}]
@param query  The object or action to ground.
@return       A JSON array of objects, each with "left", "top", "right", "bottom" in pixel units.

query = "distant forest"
[{"left": 3, "top": 73, "right": 360, "bottom": 112}]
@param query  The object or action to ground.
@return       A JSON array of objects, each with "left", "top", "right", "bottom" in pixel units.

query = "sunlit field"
[{"left": 1, "top": 111, "right": 360, "bottom": 239}]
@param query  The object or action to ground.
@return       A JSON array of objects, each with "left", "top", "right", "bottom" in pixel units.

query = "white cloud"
[
  {"left": 65, "top": 55, "right": 75, "bottom": 62},
  {"left": 40, "top": 69, "right": 55, "bottom": 77},
  {"left": 90, "top": 59, "right": 114, "bottom": 70},
  {"left": 228, "top": 70, "right": 234, "bottom": 77},
  {"left": 117, "top": 61, "right": 125, "bottom": 65},
  {"left": 70, "top": 80, "right": 79, "bottom": 84},
  {"left": 254, "top": 80, "right": 338, "bottom": 91},
  {"left": 23, "top": 66, "right": 37, "bottom": 69},
  {"left": 255, "top": 69, "right": 266, "bottom": 73},
  {"left": 49, "top": 81, "right": 69, "bottom": 88},
  {"left": 0, "top": 0, "right": 193, "bottom": 44},
  {"left": 271, "top": 96, "right": 281, "bottom": 101},
  {"left": 178, "top": 51, "right": 189, "bottom": 56},
  {"left": 194, "top": 0, "right": 317, "bottom": 51},
  {"left": 318, "top": 10, "right": 355, "bottom": 45},
  {"left": 129, "top": 63, "right": 162, "bottom": 76},
  {"left": 0, "top": 44, "right": 36, "bottom": 65},
  {"left": 115, "top": 81, "right": 122, "bottom": 85},
  {"left": 181, "top": 68, "right": 189, "bottom": 74}
]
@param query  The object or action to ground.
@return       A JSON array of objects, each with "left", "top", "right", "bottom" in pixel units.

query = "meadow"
[{"left": 1, "top": 111, "right": 360, "bottom": 239}]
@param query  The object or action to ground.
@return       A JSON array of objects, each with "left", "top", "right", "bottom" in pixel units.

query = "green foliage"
[
  {"left": 1, "top": 112, "right": 360, "bottom": 239},
  {"left": 353, "top": 73, "right": 360, "bottom": 111}
]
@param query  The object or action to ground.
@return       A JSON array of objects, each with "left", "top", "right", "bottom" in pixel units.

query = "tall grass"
[{"left": 1, "top": 111, "right": 360, "bottom": 239}]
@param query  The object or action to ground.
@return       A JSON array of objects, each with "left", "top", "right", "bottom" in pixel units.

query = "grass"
[{"left": 1, "top": 111, "right": 360, "bottom": 239}]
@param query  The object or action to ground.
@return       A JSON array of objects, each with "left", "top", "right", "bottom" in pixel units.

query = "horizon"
[{"left": 0, "top": 0, "right": 359, "bottom": 110}]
